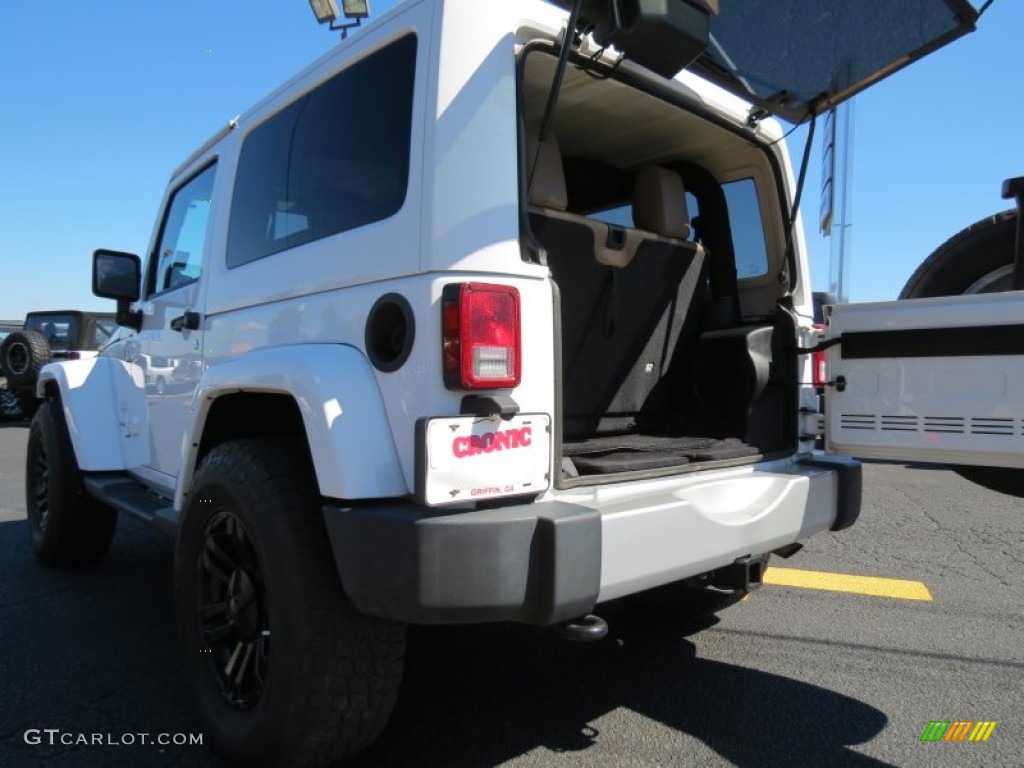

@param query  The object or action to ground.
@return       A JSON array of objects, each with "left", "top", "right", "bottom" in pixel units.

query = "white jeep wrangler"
[{"left": 27, "top": 0, "right": 1015, "bottom": 764}]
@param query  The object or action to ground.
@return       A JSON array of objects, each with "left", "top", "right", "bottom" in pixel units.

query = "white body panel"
[
  {"left": 193, "top": 272, "right": 555, "bottom": 502},
  {"left": 422, "top": 0, "right": 547, "bottom": 280},
  {"left": 37, "top": 358, "right": 150, "bottom": 470},
  {"left": 136, "top": 281, "right": 206, "bottom": 478},
  {"left": 591, "top": 458, "right": 838, "bottom": 601},
  {"left": 177, "top": 344, "right": 407, "bottom": 511},
  {"left": 827, "top": 293, "right": 1024, "bottom": 467}
]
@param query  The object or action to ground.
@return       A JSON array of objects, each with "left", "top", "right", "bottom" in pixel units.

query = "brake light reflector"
[
  {"left": 812, "top": 350, "right": 827, "bottom": 386},
  {"left": 812, "top": 323, "right": 827, "bottom": 386},
  {"left": 442, "top": 282, "right": 521, "bottom": 389}
]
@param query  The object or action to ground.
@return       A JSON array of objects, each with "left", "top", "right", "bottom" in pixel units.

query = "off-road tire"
[
  {"left": 900, "top": 210, "right": 1017, "bottom": 299},
  {"left": 1, "top": 330, "right": 51, "bottom": 388},
  {"left": 901, "top": 209, "right": 1024, "bottom": 497},
  {"left": 25, "top": 400, "right": 118, "bottom": 565},
  {"left": 174, "top": 438, "right": 405, "bottom": 767}
]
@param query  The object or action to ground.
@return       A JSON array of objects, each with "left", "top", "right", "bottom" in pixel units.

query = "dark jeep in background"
[{"left": 0, "top": 311, "right": 117, "bottom": 421}]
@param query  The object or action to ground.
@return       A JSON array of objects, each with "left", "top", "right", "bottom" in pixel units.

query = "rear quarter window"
[
  {"left": 227, "top": 35, "right": 417, "bottom": 268},
  {"left": 723, "top": 178, "right": 769, "bottom": 279}
]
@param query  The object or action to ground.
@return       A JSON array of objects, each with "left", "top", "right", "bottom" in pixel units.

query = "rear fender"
[{"left": 178, "top": 344, "right": 406, "bottom": 510}]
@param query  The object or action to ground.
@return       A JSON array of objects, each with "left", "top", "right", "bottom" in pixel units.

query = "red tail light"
[
  {"left": 442, "top": 282, "right": 521, "bottom": 389},
  {"left": 812, "top": 323, "right": 827, "bottom": 386}
]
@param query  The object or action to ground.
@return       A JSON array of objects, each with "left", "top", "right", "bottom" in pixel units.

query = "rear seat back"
[
  {"left": 527, "top": 134, "right": 653, "bottom": 269},
  {"left": 628, "top": 167, "right": 708, "bottom": 432},
  {"left": 527, "top": 143, "right": 707, "bottom": 437},
  {"left": 633, "top": 165, "right": 691, "bottom": 240}
]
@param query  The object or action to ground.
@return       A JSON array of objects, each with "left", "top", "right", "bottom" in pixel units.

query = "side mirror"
[{"left": 93, "top": 249, "right": 143, "bottom": 331}]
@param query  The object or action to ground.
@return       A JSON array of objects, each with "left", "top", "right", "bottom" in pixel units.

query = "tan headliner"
[{"left": 522, "top": 53, "right": 764, "bottom": 179}]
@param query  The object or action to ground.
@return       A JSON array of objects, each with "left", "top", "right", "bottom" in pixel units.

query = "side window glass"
[
  {"left": 151, "top": 164, "right": 217, "bottom": 295},
  {"left": 92, "top": 319, "right": 117, "bottom": 349},
  {"left": 723, "top": 178, "right": 769, "bottom": 278}
]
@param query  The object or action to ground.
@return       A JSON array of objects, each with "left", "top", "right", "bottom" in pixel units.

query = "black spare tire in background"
[
  {"left": 900, "top": 208, "right": 1024, "bottom": 497},
  {"left": 0, "top": 330, "right": 52, "bottom": 388},
  {"left": 900, "top": 209, "right": 1017, "bottom": 298}
]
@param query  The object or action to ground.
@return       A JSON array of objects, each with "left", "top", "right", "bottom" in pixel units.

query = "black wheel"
[
  {"left": 25, "top": 400, "right": 118, "bottom": 565},
  {"left": 175, "top": 438, "right": 405, "bottom": 767},
  {"left": 1, "top": 330, "right": 52, "bottom": 388},
  {"left": 901, "top": 209, "right": 1024, "bottom": 497}
]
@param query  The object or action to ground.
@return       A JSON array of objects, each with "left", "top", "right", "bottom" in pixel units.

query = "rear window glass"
[
  {"left": 227, "top": 35, "right": 417, "bottom": 268},
  {"left": 723, "top": 178, "right": 769, "bottom": 279},
  {"left": 25, "top": 315, "right": 76, "bottom": 350}
]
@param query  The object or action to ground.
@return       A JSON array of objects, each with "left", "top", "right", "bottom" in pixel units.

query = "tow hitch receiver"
[{"left": 704, "top": 554, "right": 767, "bottom": 594}]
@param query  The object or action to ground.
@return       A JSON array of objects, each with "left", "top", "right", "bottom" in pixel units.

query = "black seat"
[{"left": 547, "top": 163, "right": 709, "bottom": 438}]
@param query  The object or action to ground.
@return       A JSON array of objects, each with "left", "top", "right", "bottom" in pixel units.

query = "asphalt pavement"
[{"left": 0, "top": 421, "right": 1020, "bottom": 767}]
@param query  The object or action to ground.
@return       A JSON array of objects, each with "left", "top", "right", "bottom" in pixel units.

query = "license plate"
[{"left": 420, "top": 414, "right": 551, "bottom": 506}]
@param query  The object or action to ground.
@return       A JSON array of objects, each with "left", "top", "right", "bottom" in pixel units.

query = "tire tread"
[
  {"left": 900, "top": 209, "right": 1017, "bottom": 299},
  {"left": 177, "top": 438, "right": 404, "bottom": 767},
  {"left": 1, "top": 330, "right": 52, "bottom": 387},
  {"left": 26, "top": 401, "right": 117, "bottom": 566}
]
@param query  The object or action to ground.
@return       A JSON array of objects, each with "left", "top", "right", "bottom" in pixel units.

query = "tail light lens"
[
  {"left": 812, "top": 323, "right": 827, "bottom": 386},
  {"left": 442, "top": 282, "right": 521, "bottom": 389}
]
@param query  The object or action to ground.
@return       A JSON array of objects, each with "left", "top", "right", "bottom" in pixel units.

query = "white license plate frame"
[{"left": 419, "top": 413, "right": 551, "bottom": 506}]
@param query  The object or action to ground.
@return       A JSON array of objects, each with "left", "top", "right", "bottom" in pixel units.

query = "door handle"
[{"left": 170, "top": 311, "right": 202, "bottom": 332}]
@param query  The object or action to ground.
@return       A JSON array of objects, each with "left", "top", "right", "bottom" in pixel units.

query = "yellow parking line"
[{"left": 763, "top": 566, "right": 933, "bottom": 601}]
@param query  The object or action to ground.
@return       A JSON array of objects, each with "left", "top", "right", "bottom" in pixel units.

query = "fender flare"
[
  {"left": 177, "top": 344, "right": 406, "bottom": 510},
  {"left": 37, "top": 358, "right": 149, "bottom": 471}
]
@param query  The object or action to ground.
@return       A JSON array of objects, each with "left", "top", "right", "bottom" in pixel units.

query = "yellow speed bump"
[{"left": 763, "top": 566, "right": 933, "bottom": 601}]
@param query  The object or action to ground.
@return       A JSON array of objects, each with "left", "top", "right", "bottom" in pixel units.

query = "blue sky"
[{"left": 1, "top": 1, "right": 1018, "bottom": 321}]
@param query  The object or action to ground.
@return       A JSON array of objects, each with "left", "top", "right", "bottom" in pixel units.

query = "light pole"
[{"left": 308, "top": 0, "right": 371, "bottom": 39}]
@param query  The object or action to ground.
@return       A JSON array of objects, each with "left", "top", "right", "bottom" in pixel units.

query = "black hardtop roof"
[{"left": 24, "top": 310, "right": 116, "bottom": 321}]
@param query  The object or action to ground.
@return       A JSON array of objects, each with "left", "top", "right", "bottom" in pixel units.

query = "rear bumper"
[{"left": 323, "top": 455, "right": 861, "bottom": 625}]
